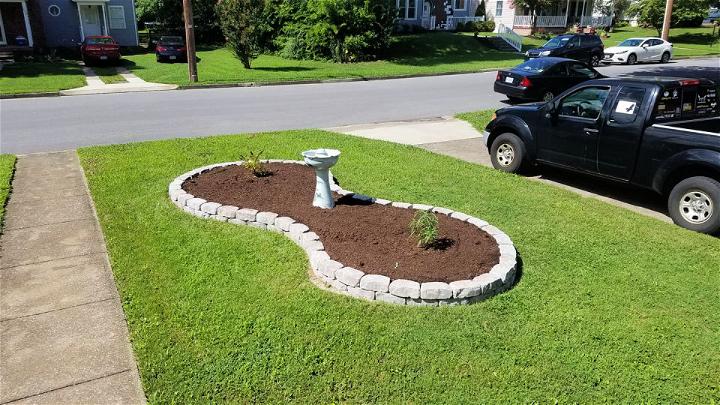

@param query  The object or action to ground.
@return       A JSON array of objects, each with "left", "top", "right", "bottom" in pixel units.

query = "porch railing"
[
  {"left": 445, "top": 16, "right": 485, "bottom": 30},
  {"left": 580, "top": 15, "right": 612, "bottom": 27},
  {"left": 513, "top": 15, "right": 567, "bottom": 27},
  {"left": 497, "top": 23, "right": 523, "bottom": 52}
]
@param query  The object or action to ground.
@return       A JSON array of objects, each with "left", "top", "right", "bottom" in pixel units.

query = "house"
[
  {"left": 0, "top": 0, "right": 137, "bottom": 52},
  {"left": 396, "top": 0, "right": 610, "bottom": 35}
]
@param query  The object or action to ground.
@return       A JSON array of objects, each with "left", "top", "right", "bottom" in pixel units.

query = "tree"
[
  {"left": 511, "top": 0, "right": 562, "bottom": 32},
  {"left": 628, "top": 0, "right": 711, "bottom": 36},
  {"left": 593, "top": 0, "right": 631, "bottom": 29},
  {"left": 216, "top": 0, "right": 267, "bottom": 68},
  {"left": 136, "top": 0, "right": 222, "bottom": 43},
  {"left": 476, "top": 0, "right": 486, "bottom": 17}
]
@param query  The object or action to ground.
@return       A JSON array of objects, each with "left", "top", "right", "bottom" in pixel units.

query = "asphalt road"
[{"left": 1, "top": 57, "right": 718, "bottom": 154}]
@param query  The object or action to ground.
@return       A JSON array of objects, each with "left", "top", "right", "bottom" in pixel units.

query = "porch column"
[
  {"left": 77, "top": 5, "right": 85, "bottom": 40},
  {"left": 564, "top": 0, "right": 570, "bottom": 27},
  {"left": 20, "top": 0, "right": 33, "bottom": 47},
  {"left": 100, "top": 3, "right": 109, "bottom": 35}
]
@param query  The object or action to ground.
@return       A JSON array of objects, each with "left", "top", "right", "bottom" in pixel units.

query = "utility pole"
[
  {"left": 660, "top": 0, "right": 673, "bottom": 41},
  {"left": 182, "top": 0, "right": 198, "bottom": 82}
]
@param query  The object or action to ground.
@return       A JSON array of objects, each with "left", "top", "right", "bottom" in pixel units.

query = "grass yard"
[
  {"left": 0, "top": 155, "right": 17, "bottom": 231},
  {"left": 0, "top": 61, "right": 85, "bottom": 96},
  {"left": 79, "top": 130, "right": 720, "bottom": 403},
  {"left": 91, "top": 66, "right": 127, "bottom": 84},
  {"left": 125, "top": 33, "right": 523, "bottom": 86}
]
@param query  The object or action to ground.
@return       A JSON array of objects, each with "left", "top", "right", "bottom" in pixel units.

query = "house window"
[
  {"left": 397, "top": 0, "right": 417, "bottom": 19},
  {"left": 495, "top": 1, "right": 503, "bottom": 16},
  {"left": 454, "top": 0, "right": 466, "bottom": 10},
  {"left": 48, "top": 5, "right": 61, "bottom": 17},
  {"left": 108, "top": 5, "right": 126, "bottom": 29}
]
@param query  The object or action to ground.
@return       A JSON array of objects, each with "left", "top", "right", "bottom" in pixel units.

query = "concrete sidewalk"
[
  {"left": 0, "top": 152, "right": 145, "bottom": 404},
  {"left": 59, "top": 66, "right": 176, "bottom": 96},
  {"left": 333, "top": 118, "right": 672, "bottom": 223}
]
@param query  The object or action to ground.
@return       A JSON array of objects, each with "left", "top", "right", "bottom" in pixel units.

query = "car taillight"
[
  {"left": 679, "top": 79, "right": 699, "bottom": 86},
  {"left": 178, "top": 47, "right": 186, "bottom": 52},
  {"left": 157, "top": 46, "right": 167, "bottom": 52},
  {"left": 520, "top": 77, "right": 532, "bottom": 87},
  {"left": 496, "top": 72, "right": 501, "bottom": 81}
]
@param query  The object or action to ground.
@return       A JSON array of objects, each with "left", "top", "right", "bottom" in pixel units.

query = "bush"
[
  {"left": 271, "top": 0, "right": 396, "bottom": 62},
  {"left": 475, "top": 20, "right": 495, "bottom": 32},
  {"left": 216, "top": 0, "right": 267, "bottom": 68}
]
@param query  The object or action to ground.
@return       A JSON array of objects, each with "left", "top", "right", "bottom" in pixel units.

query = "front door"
[
  {"left": 537, "top": 85, "right": 612, "bottom": 171},
  {"left": 80, "top": 5, "right": 102, "bottom": 38}
]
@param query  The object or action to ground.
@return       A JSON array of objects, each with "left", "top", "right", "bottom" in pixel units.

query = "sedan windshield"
[
  {"left": 542, "top": 37, "right": 570, "bottom": 49},
  {"left": 512, "top": 58, "right": 558, "bottom": 74},
  {"left": 618, "top": 39, "right": 643, "bottom": 47},
  {"left": 160, "top": 36, "right": 184, "bottom": 45},
  {"left": 86, "top": 38, "right": 114, "bottom": 45}
]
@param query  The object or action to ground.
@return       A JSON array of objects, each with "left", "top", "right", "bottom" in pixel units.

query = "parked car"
[
  {"left": 494, "top": 57, "right": 604, "bottom": 102},
  {"left": 80, "top": 36, "right": 120, "bottom": 66},
  {"left": 707, "top": 8, "right": 720, "bottom": 23},
  {"left": 602, "top": 38, "right": 673, "bottom": 65},
  {"left": 483, "top": 77, "right": 720, "bottom": 233},
  {"left": 525, "top": 33, "right": 605, "bottom": 66},
  {"left": 155, "top": 36, "right": 187, "bottom": 63}
]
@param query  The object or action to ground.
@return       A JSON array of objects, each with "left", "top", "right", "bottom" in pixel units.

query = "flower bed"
[{"left": 169, "top": 160, "right": 519, "bottom": 306}]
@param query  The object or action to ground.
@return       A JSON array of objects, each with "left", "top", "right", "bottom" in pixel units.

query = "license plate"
[
  {"left": 169, "top": 55, "right": 177, "bottom": 60},
  {"left": 99, "top": 56, "right": 108, "bottom": 60},
  {"left": 505, "top": 77, "right": 514, "bottom": 84}
]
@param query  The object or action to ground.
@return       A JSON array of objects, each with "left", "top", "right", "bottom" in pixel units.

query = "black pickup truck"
[{"left": 483, "top": 77, "right": 720, "bottom": 234}]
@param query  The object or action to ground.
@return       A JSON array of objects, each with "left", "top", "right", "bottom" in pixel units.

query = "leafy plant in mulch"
[
  {"left": 240, "top": 150, "right": 271, "bottom": 177},
  {"left": 409, "top": 210, "right": 439, "bottom": 248}
]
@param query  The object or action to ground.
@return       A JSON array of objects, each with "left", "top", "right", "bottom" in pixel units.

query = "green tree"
[
  {"left": 216, "top": 0, "right": 267, "bottom": 68},
  {"left": 628, "top": 0, "right": 711, "bottom": 35},
  {"left": 511, "top": 0, "right": 562, "bottom": 32},
  {"left": 475, "top": 0, "right": 486, "bottom": 17}
]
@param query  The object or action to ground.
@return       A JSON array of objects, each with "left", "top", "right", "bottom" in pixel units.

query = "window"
[
  {"left": 545, "top": 63, "right": 568, "bottom": 76},
  {"left": 396, "top": 0, "right": 416, "bottom": 19},
  {"left": 559, "top": 86, "right": 610, "bottom": 120},
  {"left": 568, "top": 36, "right": 581, "bottom": 47},
  {"left": 48, "top": 5, "right": 61, "bottom": 17},
  {"left": 641, "top": 39, "right": 652, "bottom": 47},
  {"left": 610, "top": 87, "right": 646, "bottom": 124},
  {"left": 108, "top": 5, "right": 126, "bottom": 29},
  {"left": 651, "top": 39, "right": 664, "bottom": 46},
  {"left": 568, "top": 63, "right": 597, "bottom": 79},
  {"left": 455, "top": 0, "right": 466, "bottom": 10},
  {"left": 495, "top": 0, "right": 503, "bottom": 16}
]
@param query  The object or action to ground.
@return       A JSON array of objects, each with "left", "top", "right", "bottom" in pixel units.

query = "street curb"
[{"left": 0, "top": 91, "right": 60, "bottom": 99}]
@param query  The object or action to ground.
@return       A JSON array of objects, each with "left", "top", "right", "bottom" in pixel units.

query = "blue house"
[
  {"left": 396, "top": 0, "right": 485, "bottom": 30},
  {"left": 0, "top": 0, "right": 138, "bottom": 51}
]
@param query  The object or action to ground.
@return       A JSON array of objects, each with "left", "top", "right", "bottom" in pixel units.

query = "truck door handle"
[{"left": 583, "top": 128, "right": 599, "bottom": 135}]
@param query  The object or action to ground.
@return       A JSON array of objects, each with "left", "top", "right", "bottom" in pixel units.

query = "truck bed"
[{"left": 652, "top": 116, "right": 720, "bottom": 135}]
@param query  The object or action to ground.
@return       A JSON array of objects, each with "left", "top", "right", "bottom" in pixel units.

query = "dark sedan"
[
  {"left": 155, "top": 36, "right": 187, "bottom": 63},
  {"left": 494, "top": 57, "right": 604, "bottom": 103}
]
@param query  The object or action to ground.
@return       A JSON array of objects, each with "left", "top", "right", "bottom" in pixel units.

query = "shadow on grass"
[
  {"left": 252, "top": 66, "right": 316, "bottom": 72},
  {"left": 669, "top": 32, "right": 720, "bottom": 46},
  {"left": 0, "top": 61, "right": 81, "bottom": 79}
]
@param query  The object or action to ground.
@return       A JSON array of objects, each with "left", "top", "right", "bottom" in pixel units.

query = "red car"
[{"left": 80, "top": 36, "right": 120, "bottom": 66}]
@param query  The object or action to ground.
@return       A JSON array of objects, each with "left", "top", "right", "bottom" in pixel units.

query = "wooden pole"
[
  {"left": 661, "top": 0, "right": 673, "bottom": 41},
  {"left": 182, "top": 0, "right": 198, "bottom": 82}
]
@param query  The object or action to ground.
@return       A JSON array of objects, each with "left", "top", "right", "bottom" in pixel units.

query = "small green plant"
[
  {"left": 240, "top": 150, "right": 270, "bottom": 177},
  {"left": 409, "top": 210, "right": 439, "bottom": 248}
]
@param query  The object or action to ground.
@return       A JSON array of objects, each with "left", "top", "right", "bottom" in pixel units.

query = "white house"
[{"left": 485, "top": 0, "right": 612, "bottom": 35}]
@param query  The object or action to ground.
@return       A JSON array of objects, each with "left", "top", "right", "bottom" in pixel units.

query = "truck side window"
[
  {"left": 609, "top": 87, "right": 646, "bottom": 124},
  {"left": 558, "top": 86, "right": 610, "bottom": 120}
]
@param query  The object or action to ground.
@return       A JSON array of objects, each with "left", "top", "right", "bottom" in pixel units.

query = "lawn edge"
[
  {"left": 0, "top": 155, "right": 17, "bottom": 234},
  {"left": 0, "top": 91, "right": 61, "bottom": 99}
]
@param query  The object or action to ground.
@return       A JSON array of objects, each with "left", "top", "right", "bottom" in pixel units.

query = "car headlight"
[
  {"left": 540, "top": 50, "right": 551, "bottom": 56},
  {"left": 525, "top": 51, "right": 529, "bottom": 57},
  {"left": 615, "top": 50, "right": 628, "bottom": 54}
]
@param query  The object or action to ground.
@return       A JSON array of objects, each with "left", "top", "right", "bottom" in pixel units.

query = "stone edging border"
[{"left": 169, "top": 160, "right": 519, "bottom": 306}]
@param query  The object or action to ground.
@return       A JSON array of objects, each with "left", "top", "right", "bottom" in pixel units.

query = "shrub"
[
  {"left": 475, "top": 20, "right": 495, "bottom": 32},
  {"left": 475, "top": 0, "right": 486, "bottom": 17},
  {"left": 216, "top": 0, "right": 267, "bottom": 68},
  {"left": 240, "top": 150, "right": 271, "bottom": 177},
  {"left": 409, "top": 211, "right": 439, "bottom": 248}
]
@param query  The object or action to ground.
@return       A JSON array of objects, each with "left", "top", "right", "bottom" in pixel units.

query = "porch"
[
  {"left": 0, "top": 0, "right": 34, "bottom": 48},
  {"left": 512, "top": 0, "right": 612, "bottom": 29}
]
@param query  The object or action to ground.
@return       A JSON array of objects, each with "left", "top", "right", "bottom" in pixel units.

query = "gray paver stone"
[
  {"left": 347, "top": 286, "right": 375, "bottom": 301},
  {"left": 192, "top": 210, "right": 209, "bottom": 219},
  {"left": 201, "top": 202, "right": 222, "bottom": 215},
  {"left": 288, "top": 223, "right": 310, "bottom": 237},
  {"left": 330, "top": 279, "right": 348, "bottom": 291},
  {"left": 177, "top": 193, "right": 194, "bottom": 206},
  {"left": 359, "top": 274, "right": 391, "bottom": 292},
  {"left": 450, "top": 212, "right": 470, "bottom": 221},
  {"left": 389, "top": 279, "right": 421, "bottom": 299},
  {"left": 267, "top": 224, "right": 282, "bottom": 233},
  {"left": 169, "top": 189, "right": 183, "bottom": 201},
  {"left": 493, "top": 232, "right": 513, "bottom": 245},
  {"left": 318, "top": 259, "right": 343, "bottom": 279},
  {"left": 376, "top": 292, "right": 406, "bottom": 304},
  {"left": 336, "top": 267, "right": 365, "bottom": 287},
  {"left": 407, "top": 298, "right": 439, "bottom": 307},
  {"left": 411, "top": 204, "right": 433, "bottom": 211},
  {"left": 209, "top": 215, "right": 226, "bottom": 222},
  {"left": 300, "top": 232, "right": 320, "bottom": 242},
  {"left": 391, "top": 202, "right": 411, "bottom": 209},
  {"left": 217, "top": 205, "right": 239, "bottom": 218},
  {"left": 228, "top": 218, "right": 247, "bottom": 226},
  {"left": 302, "top": 239, "right": 324, "bottom": 252},
  {"left": 256, "top": 211, "right": 279, "bottom": 225},
  {"left": 432, "top": 207, "right": 453, "bottom": 215},
  {"left": 274, "top": 216, "right": 295, "bottom": 231},
  {"left": 420, "top": 282, "right": 452, "bottom": 300},
  {"left": 449, "top": 279, "right": 483, "bottom": 298},
  {"left": 248, "top": 222, "right": 266, "bottom": 230},
  {"left": 473, "top": 272, "right": 503, "bottom": 294},
  {"left": 309, "top": 251, "right": 331, "bottom": 270},
  {"left": 236, "top": 208, "right": 258, "bottom": 222},
  {"left": 186, "top": 197, "right": 206, "bottom": 210},
  {"left": 499, "top": 244, "right": 517, "bottom": 259},
  {"left": 467, "top": 217, "right": 489, "bottom": 228},
  {"left": 481, "top": 224, "right": 503, "bottom": 236},
  {"left": 490, "top": 261, "right": 515, "bottom": 283},
  {"left": 374, "top": 198, "right": 391, "bottom": 206}
]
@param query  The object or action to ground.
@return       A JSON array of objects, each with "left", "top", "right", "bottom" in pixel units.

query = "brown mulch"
[{"left": 183, "top": 163, "right": 499, "bottom": 283}]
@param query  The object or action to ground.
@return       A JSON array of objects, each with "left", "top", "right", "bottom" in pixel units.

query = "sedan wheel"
[
  {"left": 626, "top": 54, "right": 637, "bottom": 65},
  {"left": 661, "top": 52, "right": 671, "bottom": 63},
  {"left": 590, "top": 55, "right": 600, "bottom": 67},
  {"left": 542, "top": 91, "right": 554, "bottom": 102}
]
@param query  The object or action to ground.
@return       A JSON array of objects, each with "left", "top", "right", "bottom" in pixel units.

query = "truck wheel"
[
  {"left": 668, "top": 176, "right": 720, "bottom": 234},
  {"left": 490, "top": 133, "right": 526, "bottom": 174},
  {"left": 590, "top": 54, "right": 600, "bottom": 67}
]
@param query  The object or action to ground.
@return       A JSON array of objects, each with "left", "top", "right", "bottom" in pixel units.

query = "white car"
[{"left": 602, "top": 38, "right": 673, "bottom": 65}]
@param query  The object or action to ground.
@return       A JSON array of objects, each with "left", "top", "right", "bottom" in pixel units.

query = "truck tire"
[
  {"left": 490, "top": 133, "right": 526, "bottom": 174},
  {"left": 667, "top": 176, "right": 720, "bottom": 234}
]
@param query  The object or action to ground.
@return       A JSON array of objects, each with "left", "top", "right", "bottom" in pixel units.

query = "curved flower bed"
[{"left": 169, "top": 160, "right": 519, "bottom": 306}]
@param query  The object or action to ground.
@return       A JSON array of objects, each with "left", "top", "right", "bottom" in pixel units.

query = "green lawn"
[
  {"left": 91, "top": 66, "right": 127, "bottom": 84},
  {"left": 0, "top": 61, "right": 85, "bottom": 96},
  {"left": 125, "top": 33, "right": 523, "bottom": 86},
  {"left": 79, "top": 130, "right": 719, "bottom": 403},
  {"left": 0, "top": 155, "right": 17, "bottom": 231}
]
